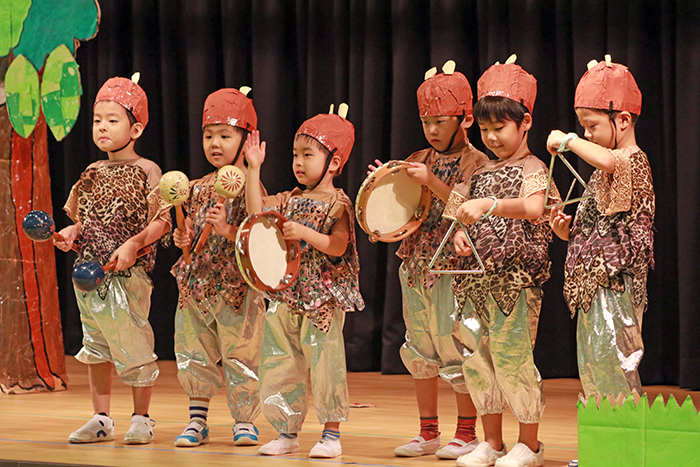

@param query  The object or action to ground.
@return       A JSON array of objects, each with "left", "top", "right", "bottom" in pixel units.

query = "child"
[
  {"left": 55, "top": 76, "right": 171, "bottom": 444},
  {"left": 244, "top": 106, "right": 364, "bottom": 458},
  {"left": 447, "top": 57, "right": 560, "bottom": 467},
  {"left": 547, "top": 56, "right": 654, "bottom": 402},
  {"left": 371, "top": 61, "right": 488, "bottom": 460},
  {"left": 170, "top": 88, "right": 266, "bottom": 448}
]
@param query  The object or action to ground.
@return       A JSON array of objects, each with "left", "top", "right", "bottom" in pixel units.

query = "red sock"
[
  {"left": 418, "top": 416, "right": 440, "bottom": 441},
  {"left": 453, "top": 416, "right": 477, "bottom": 443}
]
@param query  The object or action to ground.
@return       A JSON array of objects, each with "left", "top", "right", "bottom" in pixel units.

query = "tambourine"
[
  {"left": 355, "top": 160, "right": 431, "bottom": 243},
  {"left": 234, "top": 211, "right": 300, "bottom": 293}
]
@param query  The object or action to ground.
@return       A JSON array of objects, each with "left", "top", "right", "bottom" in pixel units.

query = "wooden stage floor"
[{"left": 1, "top": 358, "right": 698, "bottom": 467}]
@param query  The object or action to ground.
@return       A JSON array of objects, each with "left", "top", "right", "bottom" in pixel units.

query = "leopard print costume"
[
  {"left": 563, "top": 146, "right": 655, "bottom": 316},
  {"left": 452, "top": 156, "right": 559, "bottom": 317},
  {"left": 64, "top": 158, "right": 171, "bottom": 299}
]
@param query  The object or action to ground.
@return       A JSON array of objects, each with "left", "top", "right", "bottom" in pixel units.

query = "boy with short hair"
[
  {"left": 55, "top": 75, "right": 171, "bottom": 445},
  {"left": 547, "top": 57, "right": 654, "bottom": 401},
  {"left": 244, "top": 106, "right": 364, "bottom": 458},
  {"left": 171, "top": 87, "right": 266, "bottom": 448}
]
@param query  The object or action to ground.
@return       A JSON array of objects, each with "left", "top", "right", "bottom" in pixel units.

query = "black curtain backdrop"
[{"left": 46, "top": 0, "right": 700, "bottom": 389}]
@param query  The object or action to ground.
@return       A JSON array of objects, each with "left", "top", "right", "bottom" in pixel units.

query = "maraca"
[
  {"left": 159, "top": 170, "right": 191, "bottom": 264},
  {"left": 72, "top": 244, "right": 154, "bottom": 292},
  {"left": 22, "top": 210, "right": 79, "bottom": 252},
  {"left": 193, "top": 165, "right": 246, "bottom": 254}
]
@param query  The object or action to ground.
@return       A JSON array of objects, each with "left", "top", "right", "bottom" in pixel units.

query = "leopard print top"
[
  {"left": 397, "top": 141, "right": 488, "bottom": 289},
  {"left": 564, "top": 146, "right": 655, "bottom": 316},
  {"left": 171, "top": 171, "right": 264, "bottom": 312},
  {"left": 64, "top": 157, "right": 171, "bottom": 298},
  {"left": 452, "top": 155, "right": 559, "bottom": 317},
  {"left": 263, "top": 188, "right": 365, "bottom": 332}
]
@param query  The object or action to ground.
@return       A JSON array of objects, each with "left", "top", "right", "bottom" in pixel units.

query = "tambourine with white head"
[
  {"left": 235, "top": 211, "right": 301, "bottom": 293},
  {"left": 355, "top": 160, "right": 431, "bottom": 243}
]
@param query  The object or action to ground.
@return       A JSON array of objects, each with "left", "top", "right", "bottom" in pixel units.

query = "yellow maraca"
[
  {"left": 194, "top": 165, "right": 246, "bottom": 255},
  {"left": 159, "top": 171, "right": 192, "bottom": 264}
]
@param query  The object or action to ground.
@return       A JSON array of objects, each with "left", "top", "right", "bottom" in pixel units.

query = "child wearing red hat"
[
  {"left": 171, "top": 87, "right": 266, "bottom": 448},
  {"left": 448, "top": 56, "right": 560, "bottom": 467},
  {"left": 244, "top": 105, "right": 364, "bottom": 458},
  {"left": 547, "top": 56, "right": 654, "bottom": 402},
  {"left": 375, "top": 60, "right": 488, "bottom": 460},
  {"left": 55, "top": 75, "right": 171, "bottom": 445}
]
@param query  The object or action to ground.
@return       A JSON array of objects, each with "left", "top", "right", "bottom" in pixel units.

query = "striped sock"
[
  {"left": 454, "top": 416, "right": 477, "bottom": 443},
  {"left": 189, "top": 400, "right": 209, "bottom": 425},
  {"left": 419, "top": 416, "right": 440, "bottom": 441},
  {"left": 321, "top": 429, "right": 340, "bottom": 441}
]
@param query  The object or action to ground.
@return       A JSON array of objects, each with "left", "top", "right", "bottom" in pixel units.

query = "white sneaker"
[
  {"left": 233, "top": 422, "right": 259, "bottom": 446},
  {"left": 495, "top": 442, "right": 544, "bottom": 467},
  {"left": 436, "top": 437, "right": 480, "bottom": 459},
  {"left": 394, "top": 435, "right": 441, "bottom": 457},
  {"left": 456, "top": 441, "right": 507, "bottom": 467},
  {"left": 309, "top": 437, "right": 342, "bottom": 458},
  {"left": 68, "top": 414, "right": 115, "bottom": 443},
  {"left": 258, "top": 435, "right": 300, "bottom": 455},
  {"left": 174, "top": 419, "right": 209, "bottom": 447},
  {"left": 124, "top": 415, "right": 155, "bottom": 445}
]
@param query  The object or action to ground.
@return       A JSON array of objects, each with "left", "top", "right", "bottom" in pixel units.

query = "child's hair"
[
  {"left": 474, "top": 96, "right": 529, "bottom": 127},
  {"left": 125, "top": 108, "right": 138, "bottom": 126},
  {"left": 576, "top": 107, "right": 639, "bottom": 125}
]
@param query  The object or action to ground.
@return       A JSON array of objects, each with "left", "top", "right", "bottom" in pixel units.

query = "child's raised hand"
[
  {"left": 405, "top": 162, "right": 433, "bottom": 186},
  {"left": 243, "top": 130, "right": 266, "bottom": 169},
  {"left": 453, "top": 229, "right": 473, "bottom": 256},
  {"left": 54, "top": 224, "right": 79, "bottom": 252},
  {"left": 550, "top": 206, "right": 572, "bottom": 241},
  {"left": 546, "top": 130, "right": 568, "bottom": 155},
  {"left": 109, "top": 239, "right": 139, "bottom": 271},
  {"left": 281, "top": 220, "right": 310, "bottom": 241},
  {"left": 205, "top": 203, "right": 230, "bottom": 236},
  {"left": 456, "top": 198, "right": 494, "bottom": 224},
  {"left": 367, "top": 159, "right": 383, "bottom": 175}
]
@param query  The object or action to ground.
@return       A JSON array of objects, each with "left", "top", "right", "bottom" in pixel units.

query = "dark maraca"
[
  {"left": 72, "top": 245, "right": 154, "bottom": 292},
  {"left": 22, "top": 210, "right": 79, "bottom": 251}
]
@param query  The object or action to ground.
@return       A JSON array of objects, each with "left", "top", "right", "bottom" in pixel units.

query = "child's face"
[
  {"left": 421, "top": 115, "right": 464, "bottom": 152},
  {"left": 292, "top": 137, "right": 328, "bottom": 186},
  {"left": 575, "top": 108, "right": 616, "bottom": 149},
  {"left": 478, "top": 115, "right": 530, "bottom": 160},
  {"left": 92, "top": 101, "right": 137, "bottom": 153},
  {"left": 202, "top": 124, "right": 244, "bottom": 169}
]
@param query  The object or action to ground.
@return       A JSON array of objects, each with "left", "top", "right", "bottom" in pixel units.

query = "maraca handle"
[
  {"left": 103, "top": 245, "right": 154, "bottom": 272},
  {"left": 51, "top": 232, "right": 80, "bottom": 253},
  {"left": 175, "top": 205, "right": 191, "bottom": 264},
  {"left": 193, "top": 195, "right": 225, "bottom": 255}
]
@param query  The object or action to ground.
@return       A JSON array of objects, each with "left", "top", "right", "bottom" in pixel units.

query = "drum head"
[{"left": 248, "top": 216, "right": 289, "bottom": 289}]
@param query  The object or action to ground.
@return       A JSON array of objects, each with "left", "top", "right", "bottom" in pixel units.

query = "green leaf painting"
[
  {"left": 5, "top": 54, "right": 40, "bottom": 138},
  {"left": 0, "top": 0, "right": 32, "bottom": 57},
  {"left": 12, "top": 0, "right": 100, "bottom": 70},
  {"left": 41, "top": 45, "right": 82, "bottom": 141}
]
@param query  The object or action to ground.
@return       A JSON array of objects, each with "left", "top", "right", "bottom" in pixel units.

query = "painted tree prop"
[
  {"left": 578, "top": 394, "right": 700, "bottom": 466},
  {"left": 0, "top": 0, "right": 100, "bottom": 394}
]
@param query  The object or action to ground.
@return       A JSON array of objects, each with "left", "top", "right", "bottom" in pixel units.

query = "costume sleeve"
[
  {"left": 63, "top": 161, "right": 101, "bottom": 224},
  {"left": 592, "top": 148, "right": 633, "bottom": 216},
  {"left": 443, "top": 184, "right": 469, "bottom": 220},
  {"left": 138, "top": 159, "right": 173, "bottom": 228},
  {"left": 519, "top": 156, "right": 561, "bottom": 224},
  {"left": 261, "top": 190, "right": 294, "bottom": 213}
]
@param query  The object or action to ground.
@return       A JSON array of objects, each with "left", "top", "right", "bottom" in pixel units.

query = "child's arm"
[
  {"left": 456, "top": 193, "right": 545, "bottom": 224},
  {"left": 243, "top": 130, "right": 266, "bottom": 214},
  {"left": 205, "top": 202, "right": 238, "bottom": 241},
  {"left": 109, "top": 218, "right": 169, "bottom": 271},
  {"left": 54, "top": 222, "right": 82, "bottom": 252},
  {"left": 547, "top": 130, "right": 615, "bottom": 173},
  {"left": 453, "top": 229, "right": 473, "bottom": 256},
  {"left": 405, "top": 162, "right": 452, "bottom": 203},
  {"left": 173, "top": 216, "right": 193, "bottom": 250},
  {"left": 282, "top": 210, "right": 350, "bottom": 257},
  {"left": 550, "top": 206, "right": 572, "bottom": 241}
]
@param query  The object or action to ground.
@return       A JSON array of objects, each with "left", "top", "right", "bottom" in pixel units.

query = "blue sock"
[
  {"left": 321, "top": 429, "right": 340, "bottom": 441},
  {"left": 189, "top": 400, "right": 209, "bottom": 425}
]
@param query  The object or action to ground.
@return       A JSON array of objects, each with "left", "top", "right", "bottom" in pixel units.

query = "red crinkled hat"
[
  {"left": 202, "top": 88, "right": 257, "bottom": 131},
  {"left": 477, "top": 58, "right": 537, "bottom": 113},
  {"left": 95, "top": 76, "right": 149, "bottom": 127},
  {"left": 417, "top": 61, "right": 473, "bottom": 117},
  {"left": 296, "top": 108, "right": 355, "bottom": 173},
  {"left": 574, "top": 57, "right": 642, "bottom": 115}
]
